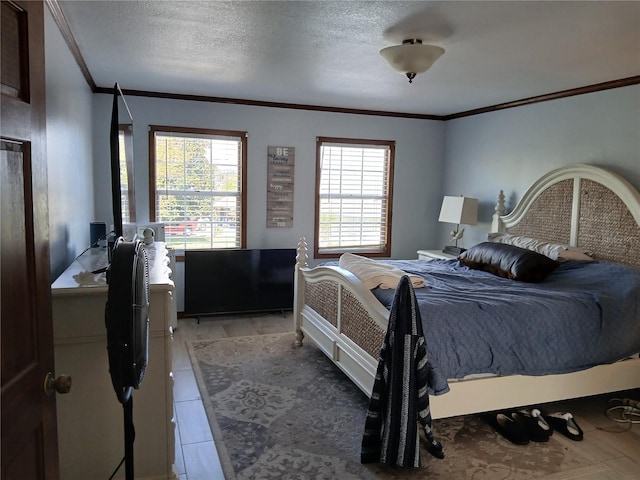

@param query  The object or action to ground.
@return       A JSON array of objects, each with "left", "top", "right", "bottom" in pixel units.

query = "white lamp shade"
[
  {"left": 438, "top": 196, "right": 478, "bottom": 225},
  {"left": 380, "top": 43, "right": 445, "bottom": 74}
]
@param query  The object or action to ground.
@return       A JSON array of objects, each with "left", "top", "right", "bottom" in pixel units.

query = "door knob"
[{"left": 44, "top": 372, "right": 72, "bottom": 396}]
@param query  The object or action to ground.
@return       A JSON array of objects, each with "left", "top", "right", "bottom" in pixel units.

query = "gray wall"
[
  {"left": 442, "top": 85, "right": 640, "bottom": 249},
  {"left": 90, "top": 96, "right": 445, "bottom": 311},
  {"left": 91, "top": 95, "right": 446, "bottom": 261},
  {"left": 45, "top": 8, "right": 95, "bottom": 280}
]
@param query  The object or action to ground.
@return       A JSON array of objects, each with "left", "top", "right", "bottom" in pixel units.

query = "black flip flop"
[
  {"left": 546, "top": 412, "right": 584, "bottom": 441},
  {"left": 514, "top": 408, "right": 553, "bottom": 442}
]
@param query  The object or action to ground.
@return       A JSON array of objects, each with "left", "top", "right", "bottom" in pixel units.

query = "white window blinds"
[
  {"left": 152, "top": 128, "right": 246, "bottom": 251},
  {"left": 316, "top": 138, "right": 394, "bottom": 256}
]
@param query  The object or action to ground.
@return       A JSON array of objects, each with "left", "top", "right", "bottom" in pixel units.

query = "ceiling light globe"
[{"left": 380, "top": 41, "right": 445, "bottom": 81}]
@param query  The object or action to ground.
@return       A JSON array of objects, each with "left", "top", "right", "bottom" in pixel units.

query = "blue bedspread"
[{"left": 368, "top": 260, "right": 640, "bottom": 395}]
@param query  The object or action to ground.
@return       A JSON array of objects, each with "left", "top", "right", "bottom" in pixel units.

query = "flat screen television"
[
  {"left": 109, "top": 82, "right": 135, "bottom": 240},
  {"left": 184, "top": 248, "right": 296, "bottom": 316}
]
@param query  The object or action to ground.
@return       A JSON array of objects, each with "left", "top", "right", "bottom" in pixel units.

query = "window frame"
[
  {"left": 314, "top": 136, "right": 395, "bottom": 259},
  {"left": 149, "top": 125, "right": 248, "bottom": 251},
  {"left": 119, "top": 123, "right": 136, "bottom": 225}
]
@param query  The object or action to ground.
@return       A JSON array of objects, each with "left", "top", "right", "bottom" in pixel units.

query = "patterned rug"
[{"left": 188, "top": 333, "right": 596, "bottom": 480}]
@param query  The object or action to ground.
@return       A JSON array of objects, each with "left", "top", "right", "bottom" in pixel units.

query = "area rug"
[{"left": 188, "top": 333, "right": 596, "bottom": 480}]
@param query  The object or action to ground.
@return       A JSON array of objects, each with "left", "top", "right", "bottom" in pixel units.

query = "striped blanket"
[{"left": 361, "top": 275, "right": 444, "bottom": 467}]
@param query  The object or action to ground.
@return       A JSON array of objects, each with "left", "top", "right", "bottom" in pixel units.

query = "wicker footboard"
[
  {"left": 339, "top": 288, "right": 386, "bottom": 359},
  {"left": 303, "top": 281, "right": 387, "bottom": 359},
  {"left": 292, "top": 239, "right": 389, "bottom": 394}
]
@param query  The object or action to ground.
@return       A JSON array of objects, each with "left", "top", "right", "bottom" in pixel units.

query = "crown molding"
[
  {"left": 45, "top": 0, "right": 96, "bottom": 91},
  {"left": 92, "top": 87, "right": 444, "bottom": 120},
  {"left": 443, "top": 76, "right": 640, "bottom": 120}
]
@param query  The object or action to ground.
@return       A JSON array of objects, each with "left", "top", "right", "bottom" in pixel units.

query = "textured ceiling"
[{"left": 58, "top": 1, "right": 640, "bottom": 116}]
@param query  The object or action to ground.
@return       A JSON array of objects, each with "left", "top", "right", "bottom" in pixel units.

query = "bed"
[{"left": 292, "top": 163, "right": 640, "bottom": 419}]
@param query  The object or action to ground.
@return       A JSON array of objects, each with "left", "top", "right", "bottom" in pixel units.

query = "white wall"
[
  {"left": 442, "top": 85, "right": 640, "bottom": 248},
  {"left": 91, "top": 95, "right": 446, "bottom": 261},
  {"left": 45, "top": 8, "right": 95, "bottom": 280}
]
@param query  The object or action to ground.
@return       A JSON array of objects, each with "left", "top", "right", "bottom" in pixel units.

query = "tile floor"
[
  {"left": 171, "top": 313, "right": 640, "bottom": 480},
  {"left": 171, "top": 312, "right": 293, "bottom": 480}
]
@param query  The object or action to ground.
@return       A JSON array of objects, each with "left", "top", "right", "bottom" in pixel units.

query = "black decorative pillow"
[{"left": 458, "top": 242, "right": 560, "bottom": 282}]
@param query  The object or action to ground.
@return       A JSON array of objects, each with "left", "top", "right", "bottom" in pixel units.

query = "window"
[
  {"left": 150, "top": 126, "right": 247, "bottom": 251},
  {"left": 315, "top": 137, "right": 395, "bottom": 258},
  {"left": 119, "top": 124, "right": 135, "bottom": 224}
]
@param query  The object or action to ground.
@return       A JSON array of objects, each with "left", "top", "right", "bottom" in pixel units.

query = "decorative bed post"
[
  {"left": 491, "top": 189, "right": 506, "bottom": 232},
  {"left": 293, "top": 237, "right": 308, "bottom": 347}
]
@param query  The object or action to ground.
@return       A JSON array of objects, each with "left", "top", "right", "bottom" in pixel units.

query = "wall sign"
[{"left": 267, "top": 146, "right": 295, "bottom": 227}]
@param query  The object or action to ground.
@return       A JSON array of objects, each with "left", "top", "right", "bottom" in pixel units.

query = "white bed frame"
[{"left": 293, "top": 164, "right": 640, "bottom": 419}]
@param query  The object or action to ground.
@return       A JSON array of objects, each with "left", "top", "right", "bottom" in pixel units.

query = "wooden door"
[{"left": 1, "top": 1, "right": 60, "bottom": 479}]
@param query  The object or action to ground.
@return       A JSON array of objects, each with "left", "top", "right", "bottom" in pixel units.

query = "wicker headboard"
[{"left": 491, "top": 164, "right": 640, "bottom": 269}]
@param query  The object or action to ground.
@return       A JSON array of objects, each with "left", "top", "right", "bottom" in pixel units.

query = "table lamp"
[{"left": 438, "top": 196, "right": 478, "bottom": 255}]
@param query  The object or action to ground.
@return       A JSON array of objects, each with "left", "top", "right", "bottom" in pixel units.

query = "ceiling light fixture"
[{"left": 380, "top": 39, "right": 444, "bottom": 84}]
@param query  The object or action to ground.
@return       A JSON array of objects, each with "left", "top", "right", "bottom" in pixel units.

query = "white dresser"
[{"left": 51, "top": 242, "right": 176, "bottom": 480}]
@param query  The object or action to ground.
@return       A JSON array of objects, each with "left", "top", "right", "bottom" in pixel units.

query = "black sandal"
[
  {"left": 513, "top": 408, "right": 553, "bottom": 442},
  {"left": 546, "top": 412, "right": 584, "bottom": 441},
  {"left": 491, "top": 412, "right": 530, "bottom": 445}
]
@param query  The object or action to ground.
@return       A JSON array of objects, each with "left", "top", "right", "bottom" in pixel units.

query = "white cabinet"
[
  {"left": 417, "top": 249, "right": 458, "bottom": 261},
  {"left": 51, "top": 242, "right": 176, "bottom": 480}
]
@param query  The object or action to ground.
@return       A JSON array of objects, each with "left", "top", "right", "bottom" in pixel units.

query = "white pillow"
[
  {"left": 487, "top": 233, "right": 592, "bottom": 262},
  {"left": 556, "top": 249, "right": 593, "bottom": 262}
]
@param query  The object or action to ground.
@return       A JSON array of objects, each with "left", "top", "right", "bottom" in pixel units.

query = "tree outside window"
[{"left": 149, "top": 126, "right": 247, "bottom": 251}]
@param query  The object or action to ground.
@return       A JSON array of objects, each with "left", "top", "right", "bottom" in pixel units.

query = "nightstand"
[{"left": 417, "top": 249, "right": 458, "bottom": 261}]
